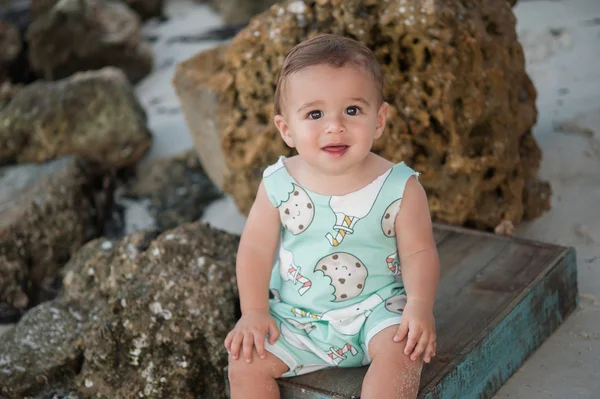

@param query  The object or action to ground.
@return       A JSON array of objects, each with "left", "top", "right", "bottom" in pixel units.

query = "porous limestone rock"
[
  {"left": 1, "top": 222, "right": 240, "bottom": 398},
  {"left": 175, "top": 0, "right": 550, "bottom": 230},
  {"left": 0, "top": 67, "right": 152, "bottom": 168},
  {"left": 0, "top": 301, "right": 86, "bottom": 398},
  {"left": 27, "top": 0, "right": 153, "bottom": 83},
  {"left": 0, "top": 157, "right": 100, "bottom": 320}
]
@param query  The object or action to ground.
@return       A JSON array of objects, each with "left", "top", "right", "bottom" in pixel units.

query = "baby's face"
[{"left": 274, "top": 64, "right": 387, "bottom": 176}]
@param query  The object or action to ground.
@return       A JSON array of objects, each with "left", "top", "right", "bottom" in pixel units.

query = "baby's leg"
[
  {"left": 228, "top": 349, "right": 289, "bottom": 399},
  {"left": 361, "top": 325, "right": 423, "bottom": 399}
]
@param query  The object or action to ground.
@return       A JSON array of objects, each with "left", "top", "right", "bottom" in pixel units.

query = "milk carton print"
[
  {"left": 314, "top": 252, "right": 368, "bottom": 302},
  {"left": 279, "top": 243, "right": 312, "bottom": 295},
  {"left": 285, "top": 317, "right": 317, "bottom": 334},
  {"left": 281, "top": 324, "right": 358, "bottom": 366},
  {"left": 319, "top": 293, "right": 383, "bottom": 335},
  {"left": 326, "top": 169, "right": 392, "bottom": 246}
]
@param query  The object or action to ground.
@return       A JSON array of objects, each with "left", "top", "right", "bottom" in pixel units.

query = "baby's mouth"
[{"left": 322, "top": 145, "right": 349, "bottom": 155}]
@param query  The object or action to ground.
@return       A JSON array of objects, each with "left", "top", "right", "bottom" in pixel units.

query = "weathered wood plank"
[
  {"left": 421, "top": 248, "right": 577, "bottom": 398},
  {"left": 276, "top": 226, "right": 579, "bottom": 399}
]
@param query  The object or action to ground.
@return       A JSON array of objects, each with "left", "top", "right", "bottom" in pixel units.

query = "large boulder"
[
  {"left": 27, "top": 0, "right": 153, "bottom": 84},
  {"left": 0, "top": 67, "right": 152, "bottom": 168},
  {"left": 200, "top": 0, "right": 278, "bottom": 24},
  {"left": 174, "top": 0, "right": 550, "bottom": 230},
  {"left": 0, "top": 222, "right": 240, "bottom": 398},
  {"left": 0, "top": 157, "right": 100, "bottom": 321}
]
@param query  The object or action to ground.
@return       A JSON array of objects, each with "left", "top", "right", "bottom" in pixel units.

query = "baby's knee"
[{"left": 227, "top": 353, "right": 282, "bottom": 385}]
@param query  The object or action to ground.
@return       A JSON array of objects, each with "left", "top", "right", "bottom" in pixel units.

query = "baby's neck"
[{"left": 288, "top": 154, "right": 393, "bottom": 196}]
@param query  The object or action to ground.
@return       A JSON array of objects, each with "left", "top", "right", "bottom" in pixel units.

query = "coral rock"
[{"left": 175, "top": 0, "right": 550, "bottom": 230}]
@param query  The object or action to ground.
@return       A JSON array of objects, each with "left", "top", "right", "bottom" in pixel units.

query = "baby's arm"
[
  {"left": 224, "top": 180, "right": 281, "bottom": 363},
  {"left": 394, "top": 176, "right": 440, "bottom": 363}
]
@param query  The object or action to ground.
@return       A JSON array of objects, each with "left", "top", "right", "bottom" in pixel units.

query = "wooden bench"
[{"left": 277, "top": 223, "right": 579, "bottom": 398}]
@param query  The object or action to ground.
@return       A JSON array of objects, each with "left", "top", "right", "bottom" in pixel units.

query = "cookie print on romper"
[
  {"left": 279, "top": 184, "right": 315, "bottom": 235},
  {"left": 385, "top": 294, "right": 408, "bottom": 314},
  {"left": 315, "top": 252, "right": 368, "bottom": 302},
  {"left": 325, "top": 168, "right": 392, "bottom": 246},
  {"left": 382, "top": 198, "right": 403, "bottom": 277}
]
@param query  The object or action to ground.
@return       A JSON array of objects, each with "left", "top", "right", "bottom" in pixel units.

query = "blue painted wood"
[{"left": 422, "top": 248, "right": 578, "bottom": 398}]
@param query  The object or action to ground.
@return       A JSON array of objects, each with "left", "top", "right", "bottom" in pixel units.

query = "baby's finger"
[
  {"left": 254, "top": 331, "right": 266, "bottom": 359},
  {"left": 394, "top": 322, "right": 409, "bottom": 343},
  {"left": 242, "top": 333, "right": 255, "bottom": 363},
  {"left": 404, "top": 327, "right": 422, "bottom": 356},
  {"left": 230, "top": 331, "right": 244, "bottom": 359},
  {"left": 224, "top": 330, "right": 235, "bottom": 350},
  {"left": 424, "top": 340, "right": 436, "bottom": 363},
  {"left": 411, "top": 333, "right": 429, "bottom": 361},
  {"left": 268, "top": 322, "right": 280, "bottom": 344}
]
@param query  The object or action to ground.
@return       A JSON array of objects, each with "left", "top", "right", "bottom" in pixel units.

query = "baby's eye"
[
  {"left": 345, "top": 106, "right": 361, "bottom": 116},
  {"left": 307, "top": 110, "right": 323, "bottom": 120}
]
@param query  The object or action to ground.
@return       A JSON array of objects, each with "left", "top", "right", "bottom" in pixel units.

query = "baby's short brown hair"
[{"left": 273, "top": 34, "right": 384, "bottom": 115}]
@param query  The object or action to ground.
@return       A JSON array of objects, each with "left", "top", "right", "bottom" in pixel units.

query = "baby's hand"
[
  {"left": 394, "top": 299, "right": 436, "bottom": 363},
  {"left": 224, "top": 309, "right": 280, "bottom": 363}
]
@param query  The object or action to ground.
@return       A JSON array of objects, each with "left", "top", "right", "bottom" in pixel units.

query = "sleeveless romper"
[{"left": 262, "top": 156, "right": 419, "bottom": 377}]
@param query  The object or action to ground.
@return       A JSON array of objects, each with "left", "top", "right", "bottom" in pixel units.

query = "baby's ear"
[
  {"left": 274, "top": 114, "right": 295, "bottom": 148},
  {"left": 375, "top": 102, "right": 389, "bottom": 139}
]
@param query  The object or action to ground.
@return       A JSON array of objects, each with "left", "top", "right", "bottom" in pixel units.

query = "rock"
[
  {"left": 174, "top": 0, "right": 551, "bottom": 230},
  {"left": 0, "top": 301, "right": 86, "bottom": 398},
  {"left": 199, "top": 0, "right": 278, "bottom": 24},
  {"left": 125, "top": 150, "right": 222, "bottom": 232},
  {"left": 0, "top": 67, "right": 152, "bottom": 168},
  {"left": 63, "top": 223, "right": 239, "bottom": 398},
  {"left": 174, "top": 46, "right": 234, "bottom": 190},
  {"left": 0, "top": 157, "right": 100, "bottom": 320},
  {"left": 32, "top": 0, "right": 164, "bottom": 22},
  {"left": 1, "top": 222, "right": 241, "bottom": 398},
  {"left": 123, "top": 0, "right": 164, "bottom": 21},
  {"left": 0, "top": 81, "right": 23, "bottom": 109},
  {"left": 27, "top": 0, "right": 153, "bottom": 84},
  {"left": 0, "top": 19, "right": 21, "bottom": 83}
]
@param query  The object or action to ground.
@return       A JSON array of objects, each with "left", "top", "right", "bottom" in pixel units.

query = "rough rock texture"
[
  {"left": 0, "top": 81, "right": 22, "bottom": 109},
  {"left": 0, "top": 301, "right": 86, "bottom": 398},
  {"left": 62, "top": 224, "right": 239, "bottom": 398},
  {"left": 199, "top": 0, "right": 278, "bottom": 24},
  {"left": 126, "top": 150, "right": 222, "bottom": 231},
  {"left": 1, "top": 223, "right": 240, "bottom": 398},
  {"left": 0, "top": 20, "right": 21, "bottom": 83},
  {"left": 0, "top": 67, "right": 152, "bottom": 168},
  {"left": 0, "top": 157, "right": 100, "bottom": 321},
  {"left": 175, "top": 0, "right": 550, "bottom": 230},
  {"left": 27, "top": 0, "right": 153, "bottom": 84}
]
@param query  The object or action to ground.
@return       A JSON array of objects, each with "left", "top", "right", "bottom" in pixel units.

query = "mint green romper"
[{"left": 262, "top": 156, "right": 419, "bottom": 377}]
